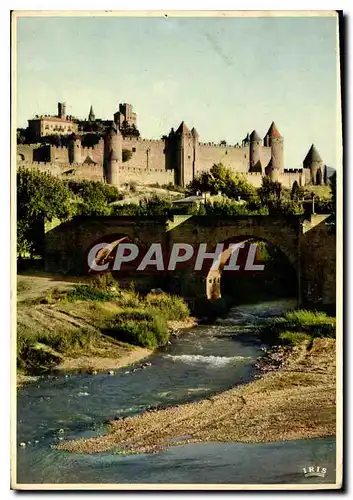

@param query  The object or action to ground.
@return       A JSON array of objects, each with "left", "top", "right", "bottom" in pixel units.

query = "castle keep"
[{"left": 17, "top": 102, "right": 326, "bottom": 189}]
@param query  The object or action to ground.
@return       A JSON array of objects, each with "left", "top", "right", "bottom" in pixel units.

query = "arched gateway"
[{"left": 45, "top": 214, "right": 336, "bottom": 308}]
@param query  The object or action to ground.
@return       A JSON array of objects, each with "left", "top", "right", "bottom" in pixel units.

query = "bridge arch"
[{"left": 204, "top": 234, "right": 299, "bottom": 302}]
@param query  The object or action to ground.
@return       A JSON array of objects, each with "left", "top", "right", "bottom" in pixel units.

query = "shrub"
[
  {"left": 108, "top": 309, "right": 169, "bottom": 348},
  {"left": 145, "top": 293, "right": 190, "bottom": 320},
  {"left": 122, "top": 149, "right": 133, "bottom": 163},
  {"left": 65, "top": 285, "right": 116, "bottom": 302}
]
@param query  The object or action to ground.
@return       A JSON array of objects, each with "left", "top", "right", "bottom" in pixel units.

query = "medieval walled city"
[{"left": 17, "top": 101, "right": 328, "bottom": 190}]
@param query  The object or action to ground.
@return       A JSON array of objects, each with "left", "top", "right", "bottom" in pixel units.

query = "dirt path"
[{"left": 17, "top": 272, "right": 84, "bottom": 303}]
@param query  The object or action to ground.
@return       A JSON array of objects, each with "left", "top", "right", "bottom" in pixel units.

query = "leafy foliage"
[
  {"left": 192, "top": 199, "right": 268, "bottom": 216},
  {"left": 113, "top": 194, "right": 172, "bottom": 216},
  {"left": 17, "top": 167, "right": 73, "bottom": 256},
  {"left": 122, "top": 149, "right": 133, "bottom": 163},
  {"left": 329, "top": 171, "right": 336, "bottom": 213},
  {"left": 80, "top": 134, "right": 102, "bottom": 148},
  {"left": 188, "top": 163, "right": 256, "bottom": 201},
  {"left": 66, "top": 180, "right": 122, "bottom": 215},
  {"left": 316, "top": 168, "right": 323, "bottom": 186},
  {"left": 258, "top": 177, "right": 303, "bottom": 215},
  {"left": 290, "top": 180, "right": 301, "bottom": 202},
  {"left": 120, "top": 121, "right": 140, "bottom": 138}
]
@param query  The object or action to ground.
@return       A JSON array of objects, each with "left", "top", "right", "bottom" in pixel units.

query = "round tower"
[
  {"left": 174, "top": 121, "right": 193, "bottom": 187},
  {"left": 191, "top": 127, "right": 199, "bottom": 180},
  {"left": 249, "top": 130, "right": 262, "bottom": 171},
  {"left": 303, "top": 144, "right": 323, "bottom": 185},
  {"left": 104, "top": 124, "right": 122, "bottom": 185},
  {"left": 265, "top": 122, "right": 284, "bottom": 172},
  {"left": 69, "top": 135, "right": 81, "bottom": 164},
  {"left": 265, "top": 158, "right": 279, "bottom": 182}
]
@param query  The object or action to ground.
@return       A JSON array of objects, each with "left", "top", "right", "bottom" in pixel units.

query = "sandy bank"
[
  {"left": 57, "top": 346, "right": 151, "bottom": 372},
  {"left": 58, "top": 338, "right": 336, "bottom": 454}
]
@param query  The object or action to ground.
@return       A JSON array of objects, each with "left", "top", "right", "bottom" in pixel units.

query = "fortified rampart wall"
[
  {"left": 16, "top": 137, "right": 306, "bottom": 190},
  {"left": 17, "top": 161, "right": 174, "bottom": 186},
  {"left": 121, "top": 138, "right": 166, "bottom": 171}
]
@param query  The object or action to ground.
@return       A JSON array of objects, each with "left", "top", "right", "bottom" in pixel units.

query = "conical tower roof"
[
  {"left": 176, "top": 121, "right": 190, "bottom": 135},
  {"left": 265, "top": 122, "right": 282, "bottom": 139},
  {"left": 250, "top": 130, "right": 261, "bottom": 141},
  {"left": 191, "top": 127, "right": 199, "bottom": 136},
  {"left": 88, "top": 105, "right": 95, "bottom": 121},
  {"left": 303, "top": 144, "right": 323, "bottom": 165}
]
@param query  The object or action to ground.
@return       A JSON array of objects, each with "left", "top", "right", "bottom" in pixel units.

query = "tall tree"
[
  {"left": 329, "top": 171, "right": 336, "bottom": 213},
  {"left": 323, "top": 165, "right": 328, "bottom": 185},
  {"left": 17, "top": 167, "right": 73, "bottom": 257},
  {"left": 316, "top": 168, "right": 323, "bottom": 186},
  {"left": 290, "top": 180, "right": 300, "bottom": 202}
]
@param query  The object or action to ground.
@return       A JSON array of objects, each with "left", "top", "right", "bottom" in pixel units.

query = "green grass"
[
  {"left": 18, "top": 278, "right": 191, "bottom": 372},
  {"left": 65, "top": 285, "right": 116, "bottom": 302},
  {"left": 145, "top": 293, "right": 189, "bottom": 321},
  {"left": 303, "top": 185, "right": 332, "bottom": 200},
  {"left": 261, "top": 309, "right": 336, "bottom": 345},
  {"left": 278, "top": 331, "right": 311, "bottom": 346}
]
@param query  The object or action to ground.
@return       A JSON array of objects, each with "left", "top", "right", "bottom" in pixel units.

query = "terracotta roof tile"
[{"left": 265, "top": 122, "right": 282, "bottom": 139}]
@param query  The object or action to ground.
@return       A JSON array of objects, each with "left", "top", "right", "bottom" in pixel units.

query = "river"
[{"left": 16, "top": 300, "right": 336, "bottom": 486}]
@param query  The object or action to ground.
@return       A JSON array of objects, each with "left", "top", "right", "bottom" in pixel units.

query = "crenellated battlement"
[
  {"left": 18, "top": 105, "right": 323, "bottom": 190},
  {"left": 199, "top": 142, "right": 245, "bottom": 149},
  {"left": 284, "top": 168, "right": 303, "bottom": 174}
]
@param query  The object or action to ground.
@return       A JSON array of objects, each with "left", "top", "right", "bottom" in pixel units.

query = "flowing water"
[{"left": 16, "top": 300, "right": 336, "bottom": 485}]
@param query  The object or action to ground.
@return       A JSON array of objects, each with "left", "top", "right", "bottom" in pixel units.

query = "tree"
[
  {"left": 316, "top": 168, "right": 323, "bottom": 186},
  {"left": 258, "top": 177, "right": 281, "bottom": 204},
  {"left": 122, "top": 149, "right": 133, "bottom": 163},
  {"left": 66, "top": 180, "right": 119, "bottom": 216},
  {"left": 290, "top": 180, "right": 300, "bottom": 202},
  {"left": 17, "top": 167, "right": 73, "bottom": 257},
  {"left": 187, "top": 163, "right": 256, "bottom": 200},
  {"left": 329, "top": 171, "right": 336, "bottom": 213},
  {"left": 81, "top": 134, "right": 101, "bottom": 148},
  {"left": 324, "top": 165, "right": 328, "bottom": 185},
  {"left": 120, "top": 121, "right": 140, "bottom": 138},
  {"left": 258, "top": 177, "right": 302, "bottom": 215}
]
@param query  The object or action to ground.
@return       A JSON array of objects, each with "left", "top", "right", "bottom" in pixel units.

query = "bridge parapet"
[{"left": 44, "top": 213, "right": 335, "bottom": 309}]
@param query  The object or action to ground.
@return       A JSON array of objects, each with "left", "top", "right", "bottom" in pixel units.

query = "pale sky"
[{"left": 15, "top": 14, "right": 340, "bottom": 169}]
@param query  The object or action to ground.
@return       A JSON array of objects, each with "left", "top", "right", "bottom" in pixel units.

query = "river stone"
[
  {"left": 108, "top": 370, "right": 115, "bottom": 375},
  {"left": 19, "top": 442, "right": 26, "bottom": 448}
]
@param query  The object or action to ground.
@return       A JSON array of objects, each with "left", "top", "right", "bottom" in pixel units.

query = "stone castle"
[{"left": 17, "top": 102, "right": 327, "bottom": 189}]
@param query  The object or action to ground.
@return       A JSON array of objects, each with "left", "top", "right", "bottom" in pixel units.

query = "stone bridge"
[{"left": 45, "top": 214, "right": 336, "bottom": 308}]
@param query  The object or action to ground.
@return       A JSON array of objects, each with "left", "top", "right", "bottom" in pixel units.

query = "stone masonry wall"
[{"left": 122, "top": 138, "right": 166, "bottom": 171}]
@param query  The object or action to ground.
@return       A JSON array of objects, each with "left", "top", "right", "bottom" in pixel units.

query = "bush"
[
  {"left": 145, "top": 293, "right": 190, "bottom": 320},
  {"left": 108, "top": 308, "right": 169, "bottom": 348},
  {"left": 17, "top": 325, "right": 97, "bottom": 373},
  {"left": 122, "top": 149, "right": 133, "bottom": 163},
  {"left": 65, "top": 284, "right": 117, "bottom": 302},
  {"left": 67, "top": 180, "right": 122, "bottom": 215}
]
